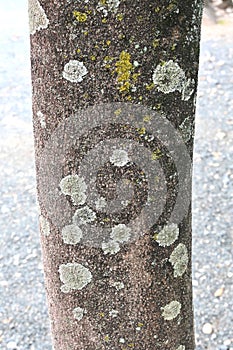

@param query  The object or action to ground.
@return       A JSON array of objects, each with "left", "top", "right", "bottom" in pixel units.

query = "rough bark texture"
[{"left": 29, "top": 0, "right": 203, "bottom": 349}]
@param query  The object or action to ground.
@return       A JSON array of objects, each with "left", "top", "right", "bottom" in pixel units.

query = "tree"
[{"left": 29, "top": 0, "right": 203, "bottom": 349}]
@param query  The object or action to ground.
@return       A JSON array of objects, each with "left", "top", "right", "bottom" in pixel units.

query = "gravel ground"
[{"left": 0, "top": 1, "right": 232, "bottom": 349}]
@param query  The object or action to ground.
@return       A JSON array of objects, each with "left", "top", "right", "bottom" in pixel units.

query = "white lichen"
[
  {"left": 37, "top": 111, "right": 46, "bottom": 128},
  {"left": 119, "top": 338, "right": 125, "bottom": 343},
  {"left": 28, "top": 0, "right": 49, "bottom": 35},
  {"left": 73, "top": 205, "right": 96, "bottom": 225},
  {"left": 102, "top": 240, "right": 120, "bottom": 255},
  {"left": 61, "top": 224, "right": 83, "bottom": 245},
  {"left": 109, "top": 309, "right": 119, "bottom": 317},
  {"left": 110, "top": 224, "right": 131, "bottom": 243},
  {"left": 154, "top": 223, "right": 179, "bottom": 247},
  {"left": 182, "top": 78, "right": 195, "bottom": 101},
  {"left": 169, "top": 243, "right": 188, "bottom": 277},
  {"left": 59, "top": 175, "right": 87, "bottom": 205},
  {"left": 179, "top": 117, "right": 194, "bottom": 144},
  {"left": 95, "top": 197, "right": 107, "bottom": 210},
  {"left": 161, "top": 300, "right": 181, "bottom": 320},
  {"left": 152, "top": 60, "right": 186, "bottom": 94},
  {"left": 176, "top": 346, "right": 185, "bottom": 350},
  {"left": 110, "top": 149, "right": 130, "bottom": 167},
  {"left": 39, "top": 215, "right": 50, "bottom": 236},
  {"left": 110, "top": 281, "right": 125, "bottom": 290},
  {"left": 97, "top": 0, "right": 121, "bottom": 16},
  {"left": 62, "top": 60, "right": 88, "bottom": 83},
  {"left": 73, "top": 307, "right": 85, "bottom": 321},
  {"left": 59, "top": 263, "right": 92, "bottom": 293}
]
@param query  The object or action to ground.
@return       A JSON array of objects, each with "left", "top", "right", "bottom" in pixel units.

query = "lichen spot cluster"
[
  {"left": 115, "top": 51, "right": 133, "bottom": 94},
  {"left": 97, "top": 0, "right": 121, "bottom": 16},
  {"left": 73, "top": 11, "right": 88, "bottom": 22}
]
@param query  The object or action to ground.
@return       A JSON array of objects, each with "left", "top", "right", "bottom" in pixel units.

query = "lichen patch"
[
  {"left": 28, "top": 0, "right": 49, "bottom": 35},
  {"left": 37, "top": 111, "right": 46, "bottom": 128},
  {"left": 109, "top": 309, "right": 119, "bottom": 317},
  {"left": 152, "top": 60, "right": 186, "bottom": 94},
  {"left": 97, "top": 0, "right": 121, "bottom": 16},
  {"left": 176, "top": 346, "right": 185, "bottom": 350},
  {"left": 73, "top": 11, "right": 88, "bottom": 22},
  {"left": 182, "top": 78, "right": 195, "bottom": 101},
  {"left": 59, "top": 174, "right": 87, "bottom": 205},
  {"left": 110, "top": 149, "right": 130, "bottom": 167},
  {"left": 59, "top": 263, "right": 92, "bottom": 293},
  {"left": 154, "top": 223, "right": 179, "bottom": 246},
  {"left": 73, "top": 307, "right": 85, "bottom": 321},
  {"left": 169, "top": 243, "right": 188, "bottom": 277},
  {"left": 115, "top": 51, "right": 133, "bottom": 94},
  {"left": 62, "top": 60, "right": 88, "bottom": 83},
  {"left": 95, "top": 197, "right": 107, "bottom": 210},
  {"left": 61, "top": 224, "right": 83, "bottom": 245},
  {"left": 39, "top": 215, "right": 50, "bottom": 236},
  {"left": 110, "top": 281, "right": 125, "bottom": 290},
  {"left": 102, "top": 240, "right": 120, "bottom": 255},
  {"left": 73, "top": 206, "right": 97, "bottom": 225},
  {"left": 110, "top": 224, "right": 131, "bottom": 243},
  {"left": 161, "top": 300, "right": 181, "bottom": 320}
]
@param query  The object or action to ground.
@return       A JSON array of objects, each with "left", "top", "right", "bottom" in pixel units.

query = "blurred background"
[{"left": 0, "top": 1, "right": 232, "bottom": 349}]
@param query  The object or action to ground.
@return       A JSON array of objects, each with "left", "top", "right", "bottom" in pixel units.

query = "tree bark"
[{"left": 29, "top": 0, "right": 203, "bottom": 349}]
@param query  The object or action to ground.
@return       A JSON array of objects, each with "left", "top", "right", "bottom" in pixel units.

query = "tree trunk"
[{"left": 29, "top": 0, "right": 203, "bottom": 349}]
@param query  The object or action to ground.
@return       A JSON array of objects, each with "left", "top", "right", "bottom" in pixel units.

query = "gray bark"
[{"left": 29, "top": 0, "right": 203, "bottom": 349}]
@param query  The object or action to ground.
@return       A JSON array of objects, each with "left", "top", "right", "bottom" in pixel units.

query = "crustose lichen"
[
  {"left": 59, "top": 263, "right": 92, "bottom": 293},
  {"left": 169, "top": 243, "right": 188, "bottom": 277},
  {"left": 61, "top": 224, "right": 83, "bottom": 245},
  {"left": 153, "top": 223, "right": 179, "bottom": 247},
  {"left": 152, "top": 60, "right": 194, "bottom": 101},
  {"left": 28, "top": 0, "right": 49, "bottom": 35},
  {"left": 161, "top": 300, "right": 181, "bottom": 320},
  {"left": 59, "top": 174, "right": 87, "bottom": 205}
]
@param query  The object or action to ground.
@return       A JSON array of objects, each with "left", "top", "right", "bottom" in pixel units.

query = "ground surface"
[{"left": 0, "top": 1, "right": 232, "bottom": 349}]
